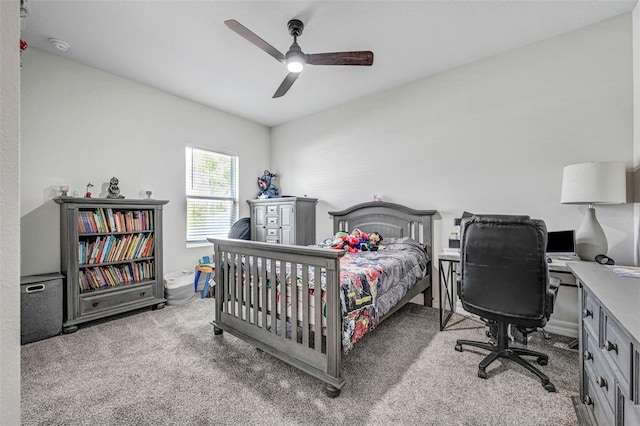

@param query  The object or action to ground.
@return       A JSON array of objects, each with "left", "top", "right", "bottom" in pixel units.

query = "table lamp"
[{"left": 560, "top": 161, "right": 626, "bottom": 261}]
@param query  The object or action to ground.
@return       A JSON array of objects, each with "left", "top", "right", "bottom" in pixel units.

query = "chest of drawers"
[
  {"left": 247, "top": 197, "right": 318, "bottom": 246},
  {"left": 569, "top": 262, "right": 640, "bottom": 425}
]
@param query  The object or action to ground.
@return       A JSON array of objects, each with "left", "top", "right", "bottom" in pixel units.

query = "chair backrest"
[
  {"left": 458, "top": 214, "right": 551, "bottom": 328},
  {"left": 228, "top": 217, "right": 251, "bottom": 240}
]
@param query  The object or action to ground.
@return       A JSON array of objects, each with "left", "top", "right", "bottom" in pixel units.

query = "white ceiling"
[{"left": 20, "top": 0, "right": 638, "bottom": 127}]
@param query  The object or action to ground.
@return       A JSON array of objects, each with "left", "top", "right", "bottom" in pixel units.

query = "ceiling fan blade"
[
  {"left": 273, "top": 73, "right": 300, "bottom": 98},
  {"left": 306, "top": 51, "right": 374, "bottom": 66},
  {"left": 225, "top": 19, "right": 285, "bottom": 62}
]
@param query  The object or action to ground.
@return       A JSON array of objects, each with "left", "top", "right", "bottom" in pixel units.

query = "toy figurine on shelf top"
[
  {"left": 257, "top": 170, "right": 279, "bottom": 199},
  {"left": 85, "top": 182, "right": 93, "bottom": 198},
  {"left": 107, "top": 176, "right": 125, "bottom": 199}
]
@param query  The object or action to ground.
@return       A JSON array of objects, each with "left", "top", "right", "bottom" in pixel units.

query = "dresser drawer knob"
[
  {"left": 605, "top": 341, "right": 618, "bottom": 354},
  {"left": 583, "top": 309, "right": 593, "bottom": 318},
  {"left": 596, "top": 376, "right": 608, "bottom": 389},
  {"left": 584, "top": 395, "right": 593, "bottom": 406},
  {"left": 583, "top": 351, "right": 592, "bottom": 361},
  {"left": 92, "top": 301, "right": 99, "bottom": 307},
  {"left": 140, "top": 291, "right": 146, "bottom": 297}
]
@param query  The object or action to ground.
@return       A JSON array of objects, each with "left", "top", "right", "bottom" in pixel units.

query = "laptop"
[{"left": 546, "top": 230, "right": 577, "bottom": 259}]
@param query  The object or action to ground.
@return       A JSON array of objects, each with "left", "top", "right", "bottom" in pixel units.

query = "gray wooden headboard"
[{"left": 329, "top": 202, "right": 437, "bottom": 259}]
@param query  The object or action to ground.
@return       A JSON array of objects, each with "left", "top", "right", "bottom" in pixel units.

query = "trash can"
[
  {"left": 20, "top": 273, "right": 64, "bottom": 344},
  {"left": 164, "top": 270, "right": 196, "bottom": 305}
]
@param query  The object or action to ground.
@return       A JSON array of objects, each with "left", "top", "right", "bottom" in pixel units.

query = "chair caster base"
[
  {"left": 478, "top": 369, "right": 488, "bottom": 379},
  {"left": 544, "top": 382, "right": 556, "bottom": 392},
  {"left": 455, "top": 344, "right": 463, "bottom": 352},
  {"left": 537, "top": 357, "right": 548, "bottom": 366}
]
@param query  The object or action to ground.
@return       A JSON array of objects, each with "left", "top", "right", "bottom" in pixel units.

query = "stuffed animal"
[
  {"left": 257, "top": 170, "right": 279, "bottom": 199},
  {"left": 346, "top": 229, "right": 369, "bottom": 252},
  {"left": 324, "top": 230, "right": 383, "bottom": 252},
  {"left": 366, "top": 232, "right": 383, "bottom": 251},
  {"left": 328, "top": 231, "right": 349, "bottom": 249}
]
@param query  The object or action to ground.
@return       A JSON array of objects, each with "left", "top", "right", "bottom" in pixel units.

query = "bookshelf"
[{"left": 55, "top": 197, "right": 169, "bottom": 333}]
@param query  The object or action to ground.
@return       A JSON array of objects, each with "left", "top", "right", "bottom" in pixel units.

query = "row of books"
[
  {"left": 78, "top": 262, "right": 155, "bottom": 292},
  {"left": 79, "top": 233, "right": 154, "bottom": 265},
  {"left": 77, "top": 208, "right": 154, "bottom": 234}
]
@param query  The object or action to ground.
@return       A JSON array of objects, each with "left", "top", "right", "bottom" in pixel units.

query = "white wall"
[
  {"left": 20, "top": 49, "right": 270, "bottom": 276},
  {"left": 271, "top": 14, "right": 635, "bottom": 330},
  {"left": 0, "top": 1, "right": 22, "bottom": 423}
]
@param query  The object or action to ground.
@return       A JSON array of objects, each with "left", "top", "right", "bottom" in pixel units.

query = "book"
[
  {"left": 141, "top": 234, "right": 154, "bottom": 257},
  {"left": 131, "top": 234, "right": 147, "bottom": 258},
  {"left": 101, "top": 235, "right": 115, "bottom": 263},
  {"left": 88, "top": 237, "right": 101, "bottom": 264},
  {"left": 108, "top": 237, "right": 122, "bottom": 262},
  {"left": 115, "top": 234, "right": 130, "bottom": 261},
  {"left": 98, "top": 208, "right": 109, "bottom": 232},
  {"left": 93, "top": 211, "right": 104, "bottom": 233},
  {"left": 105, "top": 208, "right": 115, "bottom": 232},
  {"left": 124, "top": 234, "right": 139, "bottom": 260}
]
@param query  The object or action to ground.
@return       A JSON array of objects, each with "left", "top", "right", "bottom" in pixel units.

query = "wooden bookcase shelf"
[{"left": 55, "top": 197, "right": 169, "bottom": 333}]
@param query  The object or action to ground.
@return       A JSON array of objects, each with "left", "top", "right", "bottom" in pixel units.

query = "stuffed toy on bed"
[
  {"left": 364, "top": 232, "right": 383, "bottom": 251},
  {"left": 322, "top": 230, "right": 384, "bottom": 252},
  {"left": 346, "top": 229, "right": 369, "bottom": 253},
  {"left": 328, "top": 231, "right": 349, "bottom": 249}
]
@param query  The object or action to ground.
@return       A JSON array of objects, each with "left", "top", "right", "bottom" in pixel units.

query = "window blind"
[{"left": 185, "top": 147, "right": 238, "bottom": 243}]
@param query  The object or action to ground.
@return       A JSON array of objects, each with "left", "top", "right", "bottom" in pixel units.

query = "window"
[{"left": 185, "top": 147, "right": 238, "bottom": 243}]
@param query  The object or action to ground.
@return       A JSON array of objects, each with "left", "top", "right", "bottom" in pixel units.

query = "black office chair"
[
  {"left": 454, "top": 215, "right": 559, "bottom": 392},
  {"left": 228, "top": 217, "right": 251, "bottom": 240}
]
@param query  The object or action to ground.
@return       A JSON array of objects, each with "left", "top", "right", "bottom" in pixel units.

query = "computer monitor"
[{"left": 546, "top": 230, "right": 576, "bottom": 256}]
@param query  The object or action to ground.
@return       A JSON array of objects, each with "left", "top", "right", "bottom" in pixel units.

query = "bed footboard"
[{"left": 208, "top": 237, "right": 346, "bottom": 396}]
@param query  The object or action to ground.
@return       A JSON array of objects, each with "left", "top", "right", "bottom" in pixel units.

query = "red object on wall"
[{"left": 20, "top": 39, "right": 28, "bottom": 51}]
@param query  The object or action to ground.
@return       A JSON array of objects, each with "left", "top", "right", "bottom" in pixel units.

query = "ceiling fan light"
[{"left": 287, "top": 59, "right": 304, "bottom": 73}]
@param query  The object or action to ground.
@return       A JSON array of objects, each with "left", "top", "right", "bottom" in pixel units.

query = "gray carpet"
[{"left": 21, "top": 298, "right": 579, "bottom": 425}]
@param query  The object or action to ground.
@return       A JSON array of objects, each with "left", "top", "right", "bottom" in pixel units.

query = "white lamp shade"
[{"left": 560, "top": 161, "right": 626, "bottom": 204}]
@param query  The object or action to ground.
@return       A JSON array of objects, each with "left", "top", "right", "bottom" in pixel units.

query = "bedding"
[{"left": 274, "top": 237, "right": 429, "bottom": 352}]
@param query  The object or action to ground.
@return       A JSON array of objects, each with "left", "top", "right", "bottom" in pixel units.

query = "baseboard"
[{"left": 544, "top": 318, "right": 579, "bottom": 338}]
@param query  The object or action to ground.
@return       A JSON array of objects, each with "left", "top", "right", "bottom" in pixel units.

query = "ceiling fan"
[{"left": 225, "top": 19, "right": 374, "bottom": 98}]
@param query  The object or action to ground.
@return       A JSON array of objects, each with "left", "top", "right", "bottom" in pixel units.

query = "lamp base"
[{"left": 575, "top": 206, "right": 608, "bottom": 262}]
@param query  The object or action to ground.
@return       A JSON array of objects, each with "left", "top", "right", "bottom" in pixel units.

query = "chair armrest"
[{"left": 547, "top": 276, "right": 561, "bottom": 315}]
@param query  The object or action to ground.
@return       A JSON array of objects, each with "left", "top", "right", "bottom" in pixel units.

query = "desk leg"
[{"left": 439, "top": 259, "right": 456, "bottom": 330}]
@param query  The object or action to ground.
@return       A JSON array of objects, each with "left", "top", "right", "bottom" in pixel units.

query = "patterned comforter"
[
  {"left": 336, "top": 237, "right": 430, "bottom": 352},
  {"left": 277, "top": 237, "right": 430, "bottom": 353}
]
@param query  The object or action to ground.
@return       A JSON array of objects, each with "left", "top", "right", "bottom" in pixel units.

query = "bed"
[{"left": 207, "top": 201, "right": 437, "bottom": 397}]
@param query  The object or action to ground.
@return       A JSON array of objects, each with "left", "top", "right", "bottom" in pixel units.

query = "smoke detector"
[{"left": 49, "top": 38, "right": 69, "bottom": 51}]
